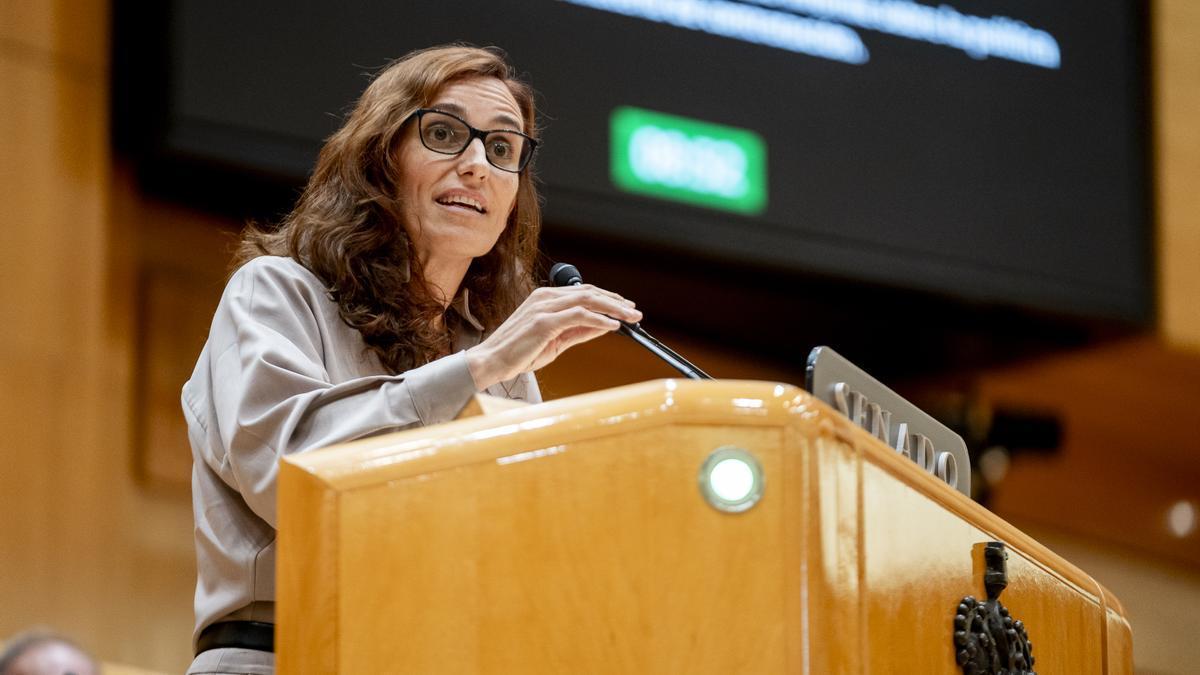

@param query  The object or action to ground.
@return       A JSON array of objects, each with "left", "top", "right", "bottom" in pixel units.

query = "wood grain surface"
[{"left": 279, "top": 380, "right": 1132, "bottom": 673}]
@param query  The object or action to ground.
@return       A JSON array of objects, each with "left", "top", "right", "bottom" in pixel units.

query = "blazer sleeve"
[{"left": 195, "top": 259, "right": 479, "bottom": 527}]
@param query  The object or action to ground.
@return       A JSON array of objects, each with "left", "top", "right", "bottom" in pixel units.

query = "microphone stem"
[
  {"left": 552, "top": 265, "right": 712, "bottom": 380},
  {"left": 618, "top": 322, "right": 712, "bottom": 380}
]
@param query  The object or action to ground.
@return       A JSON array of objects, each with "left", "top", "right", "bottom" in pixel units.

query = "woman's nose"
[{"left": 457, "top": 138, "right": 490, "bottom": 177}]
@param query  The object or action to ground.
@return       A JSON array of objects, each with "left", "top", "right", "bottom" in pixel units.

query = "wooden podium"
[{"left": 277, "top": 380, "right": 1132, "bottom": 673}]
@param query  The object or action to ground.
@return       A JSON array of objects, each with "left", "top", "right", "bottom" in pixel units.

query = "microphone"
[
  {"left": 549, "top": 262, "right": 712, "bottom": 380},
  {"left": 550, "top": 262, "right": 583, "bottom": 287}
]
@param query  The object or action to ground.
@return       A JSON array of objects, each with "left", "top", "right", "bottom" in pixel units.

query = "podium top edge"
[{"left": 284, "top": 379, "right": 810, "bottom": 479}]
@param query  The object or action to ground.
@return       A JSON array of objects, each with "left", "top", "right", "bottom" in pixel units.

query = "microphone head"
[{"left": 549, "top": 262, "right": 583, "bottom": 286}]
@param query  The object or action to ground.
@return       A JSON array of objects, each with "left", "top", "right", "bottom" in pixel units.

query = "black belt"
[{"left": 196, "top": 621, "right": 274, "bottom": 655}]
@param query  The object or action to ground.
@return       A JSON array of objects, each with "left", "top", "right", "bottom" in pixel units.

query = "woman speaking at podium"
[{"left": 181, "top": 45, "right": 642, "bottom": 674}]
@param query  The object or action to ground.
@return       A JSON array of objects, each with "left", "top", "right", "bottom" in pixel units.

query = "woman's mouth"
[{"left": 435, "top": 194, "right": 487, "bottom": 214}]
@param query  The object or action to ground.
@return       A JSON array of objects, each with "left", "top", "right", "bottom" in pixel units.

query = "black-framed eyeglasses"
[{"left": 407, "top": 108, "right": 538, "bottom": 173}]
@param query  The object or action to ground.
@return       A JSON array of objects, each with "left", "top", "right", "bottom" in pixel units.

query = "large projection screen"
[{"left": 160, "top": 0, "right": 1150, "bottom": 323}]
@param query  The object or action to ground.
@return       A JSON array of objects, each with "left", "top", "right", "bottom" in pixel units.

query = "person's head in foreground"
[{"left": 0, "top": 630, "right": 98, "bottom": 675}]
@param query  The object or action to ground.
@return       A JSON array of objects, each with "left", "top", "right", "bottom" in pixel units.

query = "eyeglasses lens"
[{"left": 419, "top": 111, "right": 530, "bottom": 172}]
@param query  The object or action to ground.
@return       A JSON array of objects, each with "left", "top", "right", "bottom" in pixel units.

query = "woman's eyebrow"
[
  {"left": 431, "top": 101, "right": 522, "bottom": 131},
  {"left": 490, "top": 113, "right": 523, "bottom": 130}
]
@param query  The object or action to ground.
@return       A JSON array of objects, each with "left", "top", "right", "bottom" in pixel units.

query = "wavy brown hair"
[{"left": 234, "top": 45, "right": 541, "bottom": 373}]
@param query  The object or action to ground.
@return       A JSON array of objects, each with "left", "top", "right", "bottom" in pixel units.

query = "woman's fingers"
[
  {"left": 574, "top": 283, "right": 636, "bottom": 307},
  {"left": 529, "top": 284, "right": 635, "bottom": 309},
  {"left": 467, "top": 285, "right": 640, "bottom": 390},
  {"left": 553, "top": 305, "right": 622, "bottom": 333},
  {"left": 534, "top": 283, "right": 633, "bottom": 306},
  {"left": 529, "top": 286, "right": 642, "bottom": 323}
]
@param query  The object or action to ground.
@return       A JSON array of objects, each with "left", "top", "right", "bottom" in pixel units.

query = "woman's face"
[{"left": 395, "top": 76, "right": 524, "bottom": 269}]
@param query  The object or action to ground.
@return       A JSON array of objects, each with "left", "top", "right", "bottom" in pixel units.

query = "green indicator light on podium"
[{"left": 610, "top": 106, "right": 767, "bottom": 215}]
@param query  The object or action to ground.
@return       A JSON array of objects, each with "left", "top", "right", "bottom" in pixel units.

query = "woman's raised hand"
[{"left": 465, "top": 284, "right": 642, "bottom": 390}]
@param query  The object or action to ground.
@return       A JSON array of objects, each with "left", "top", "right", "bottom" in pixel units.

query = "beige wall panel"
[
  {"left": 0, "top": 1, "right": 195, "bottom": 671},
  {"left": 0, "top": 59, "right": 106, "bottom": 356},
  {"left": 1156, "top": 0, "right": 1200, "bottom": 349},
  {"left": 0, "top": 20, "right": 124, "bottom": 666},
  {"left": 0, "top": 0, "right": 107, "bottom": 70}
]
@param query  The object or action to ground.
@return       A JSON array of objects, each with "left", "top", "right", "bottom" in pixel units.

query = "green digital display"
[{"left": 610, "top": 106, "right": 767, "bottom": 215}]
